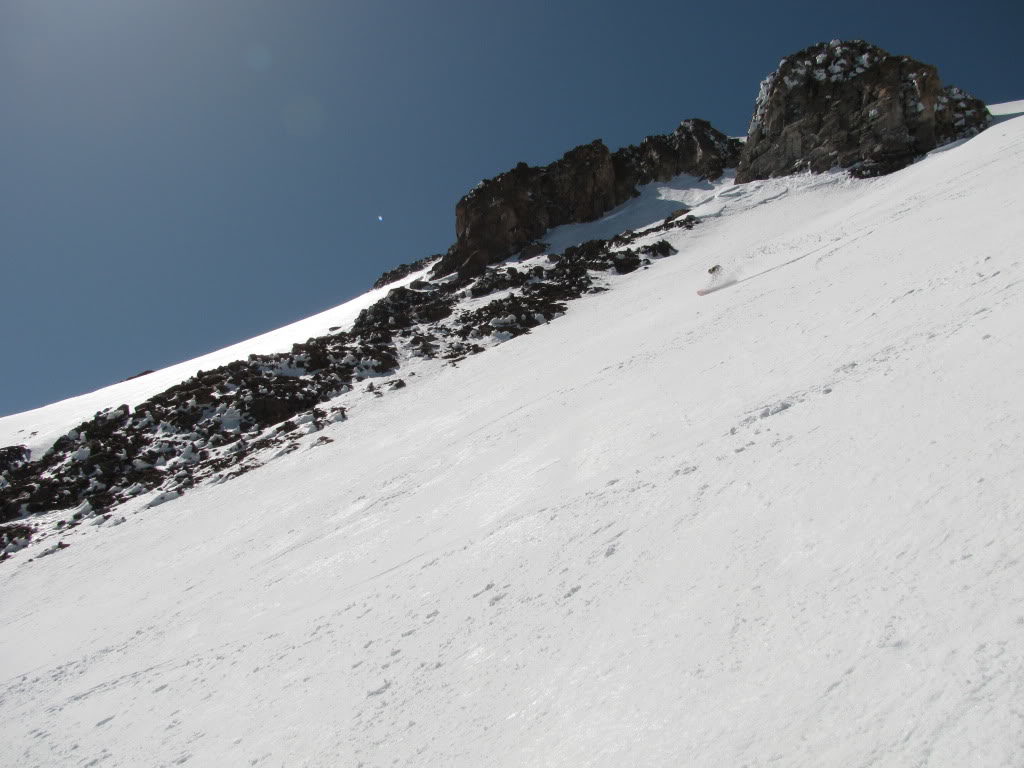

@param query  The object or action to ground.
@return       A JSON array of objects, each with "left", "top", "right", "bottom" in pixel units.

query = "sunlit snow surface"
[{"left": 2, "top": 101, "right": 1024, "bottom": 767}]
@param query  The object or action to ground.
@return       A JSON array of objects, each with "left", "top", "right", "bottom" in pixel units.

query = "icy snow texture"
[{"left": 1, "top": 101, "right": 1023, "bottom": 767}]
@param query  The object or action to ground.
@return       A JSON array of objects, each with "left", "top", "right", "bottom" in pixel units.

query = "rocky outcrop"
[
  {"left": 0, "top": 332, "right": 396, "bottom": 524},
  {"left": 737, "top": 40, "right": 990, "bottom": 182},
  {"left": 372, "top": 255, "right": 439, "bottom": 290},
  {"left": 0, "top": 446, "right": 30, "bottom": 474},
  {"left": 1, "top": 213, "right": 693, "bottom": 538},
  {"left": 613, "top": 119, "right": 741, "bottom": 194},
  {"left": 430, "top": 119, "right": 740, "bottom": 278},
  {"left": 435, "top": 140, "right": 615, "bottom": 279},
  {"left": 351, "top": 284, "right": 457, "bottom": 339},
  {"left": 364, "top": 39, "right": 988, "bottom": 289}
]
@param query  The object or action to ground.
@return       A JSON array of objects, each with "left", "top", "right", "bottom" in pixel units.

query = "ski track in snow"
[{"left": 2, "top": 101, "right": 1024, "bottom": 767}]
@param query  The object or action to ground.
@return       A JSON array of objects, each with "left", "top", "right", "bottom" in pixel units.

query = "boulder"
[
  {"left": 0, "top": 445, "right": 30, "bottom": 474},
  {"left": 737, "top": 40, "right": 990, "bottom": 182}
]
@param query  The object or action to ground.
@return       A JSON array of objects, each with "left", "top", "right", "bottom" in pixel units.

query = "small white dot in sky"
[{"left": 378, "top": 215, "right": 384, "bottom": 222}]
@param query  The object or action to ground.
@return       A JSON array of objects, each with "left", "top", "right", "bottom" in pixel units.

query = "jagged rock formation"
[
  {"left": 737, "top": 40, "right": 990, "bottom": 182},
  {"left": 0, "top": 337, "right": 391, "bottom": 524},
  {"left": 1, "top": 219, "right": 692, "bottom": 536},
  {"left": 430, "top": 119, "right": 740, "bottom": 279},
  {"left": 0, "top": 446, "right": 30, "bottom": 474},
  {"left": 372, "top": 255, "right": 439, "bottom": 290}
]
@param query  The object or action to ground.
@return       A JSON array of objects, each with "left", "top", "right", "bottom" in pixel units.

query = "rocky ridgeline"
[
  {"left": 0, "top": 222, "right": 691, "bottom": 553},
  {"left": 737, "top": 40, "right": 990, "bottom": 182},
  {"left": 426, "top": 40, "right": 989, "bottom": 281},
  {"left": 432, "top": 119, "right": 740, "bottom": 278}
]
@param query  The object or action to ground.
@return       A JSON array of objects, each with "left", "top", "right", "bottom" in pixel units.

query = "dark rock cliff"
[
  {"left": 431, "top": 119, "right": 741, "bottom": 278},
  {"left": 736, "top": 40, "right": 990, "bottom": 182}
]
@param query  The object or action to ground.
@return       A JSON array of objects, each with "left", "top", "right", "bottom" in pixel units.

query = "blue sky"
[{"left": 1, "top": 0, "right": 1021, "bottom": 416}]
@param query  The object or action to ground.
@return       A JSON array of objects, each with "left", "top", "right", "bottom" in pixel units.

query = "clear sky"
[{"left": 1, "top": 0, "right": 1021, "bottom": 416}]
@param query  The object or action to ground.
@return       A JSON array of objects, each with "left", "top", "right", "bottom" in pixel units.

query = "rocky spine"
[{"left": 433, "top": 119, "right": 740, "bottom": 278}]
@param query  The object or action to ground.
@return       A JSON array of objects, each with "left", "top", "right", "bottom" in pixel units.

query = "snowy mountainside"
[{"left": 1, "top": 102, "right": 1024, "bottom": 766}]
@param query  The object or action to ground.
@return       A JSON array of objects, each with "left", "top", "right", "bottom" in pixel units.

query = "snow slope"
[{"left": 2, "top": 100, "right": 1024, "bottom": 767}]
